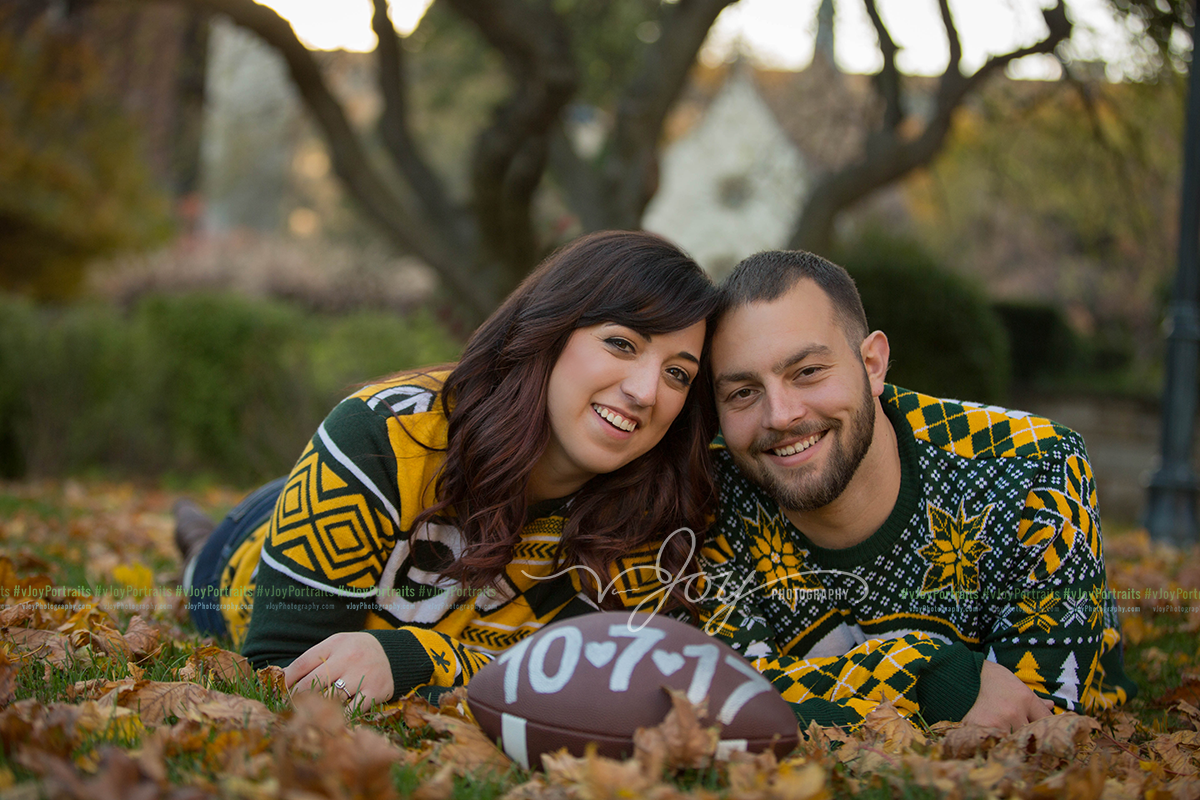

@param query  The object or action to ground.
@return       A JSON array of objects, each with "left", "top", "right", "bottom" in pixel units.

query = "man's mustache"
[{"left": 750, "top": 420, "right": 841, "bottom": 455}]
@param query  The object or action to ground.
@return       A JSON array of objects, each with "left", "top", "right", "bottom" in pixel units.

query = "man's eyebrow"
[
  {"left": 714, "top": 370, "right": 756, "bottom": 390},
  {"left": 714, "top": 344, "right": 834, "bottom": 389},
  {"left": 773, "top": 345, "right": 833, "bottom": 374}
]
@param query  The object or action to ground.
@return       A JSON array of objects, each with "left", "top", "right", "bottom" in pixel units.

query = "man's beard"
[{"left": 732, "top": 377, "right": 876, "bottom": 513}]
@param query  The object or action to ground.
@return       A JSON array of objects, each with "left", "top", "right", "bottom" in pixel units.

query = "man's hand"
[
  {"left": 283, "top": 631, "right": 394, "bottom": 708},
  {"left": 962, "top": 659, "right": 1055, "bottom": 730}
]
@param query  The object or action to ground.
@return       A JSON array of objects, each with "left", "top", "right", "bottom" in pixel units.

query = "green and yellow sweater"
[
  {"left": 695, "top": 385, "right": 1137, "bottom": 728},
  {"left": 221, "top": 372, "right": 624, "bottom": 698}
]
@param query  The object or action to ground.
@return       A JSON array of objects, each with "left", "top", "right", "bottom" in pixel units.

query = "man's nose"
[{"left": 764, "top": 388, "right": 805, "bottom": 430}]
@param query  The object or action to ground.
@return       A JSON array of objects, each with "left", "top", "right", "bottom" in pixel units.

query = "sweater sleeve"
[
  {"left": 981, "top": 429, "right": 1137, "bottom": 711},
  {"left": 241, "top": 392, "right": 458, "bottom": 698},
  {"left": 693, "top": 595, "right": 981, "bottom": 729},
  {"left": 243, "top": 564, "right": 492, "bottom": 698}
]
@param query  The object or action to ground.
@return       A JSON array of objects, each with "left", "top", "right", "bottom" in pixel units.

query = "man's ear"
[{"left": 860, "top": 331, "right": 890, "bottom": 397}]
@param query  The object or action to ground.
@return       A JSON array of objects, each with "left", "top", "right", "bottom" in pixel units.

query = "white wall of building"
[{"left": 643, "top": 70, "right": 807, "bottom": 279}]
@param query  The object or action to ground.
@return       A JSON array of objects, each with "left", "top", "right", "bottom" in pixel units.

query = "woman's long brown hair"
[{"left": 411, "top": 230, "right": 719, "bottom": 613}]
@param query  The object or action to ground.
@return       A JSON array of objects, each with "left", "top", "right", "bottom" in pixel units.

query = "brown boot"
[{"left": 173, "top": 499, "right": 216, "bottom": 565}]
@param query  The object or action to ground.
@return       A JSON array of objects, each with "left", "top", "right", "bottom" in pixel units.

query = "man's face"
[{"left": 712, "top": 279, "right": 880, "bottom": 512}]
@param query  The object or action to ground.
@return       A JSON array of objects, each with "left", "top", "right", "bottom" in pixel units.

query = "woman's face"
[{"left": 531, "top": 320, "right": 707, "bottom": 501}]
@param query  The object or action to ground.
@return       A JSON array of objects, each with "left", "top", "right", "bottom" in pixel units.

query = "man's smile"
[{"left": 771, "top": 431, "right": 825, "bottom": 458}]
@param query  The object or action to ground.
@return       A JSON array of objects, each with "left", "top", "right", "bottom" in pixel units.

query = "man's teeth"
[
  {"left": 773, "top": 433, "right": 822, "bottom": 457},
  {"left": 593, "top": 404, "right": 636, "bottom": 432}
]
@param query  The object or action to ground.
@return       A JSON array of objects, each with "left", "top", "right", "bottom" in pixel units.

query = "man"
[{"left": 698, "top": 249, "right": 1135, "bottom": 730}]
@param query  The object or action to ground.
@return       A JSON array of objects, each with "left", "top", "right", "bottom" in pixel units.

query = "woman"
[{"left": 175, "top": 230, "right": 719, "bottom": 707}]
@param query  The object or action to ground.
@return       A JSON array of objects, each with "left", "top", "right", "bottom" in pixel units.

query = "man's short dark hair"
[{"left": 718, "top": 250, "right": 869, "bottom": 344}]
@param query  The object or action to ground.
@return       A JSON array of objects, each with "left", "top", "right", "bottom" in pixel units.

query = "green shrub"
[
  {"left": 0, "top": 294, "right": 37, "bottom": 478},
  {"left": 310, "top": 308, "right": 461, "bottom": 402},
  {"left": 835, "top": 230, "right": 1011, "bottom": 404},
  {"left": 27, "top": 303, "right": 147, "bottom": 476},
  {"left": 0, "top": 292, "right": 461, "bottom": 483},
  {"left": 133, "top": 294, "right": 317, "bottom": 482},
  {"left": 991, "top": 300, "right": 1084, "bottom": 386}
]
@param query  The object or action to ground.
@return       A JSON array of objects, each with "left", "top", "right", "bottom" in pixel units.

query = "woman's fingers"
[{"left": 281, "top": 632, "right": 394, "bottom": 708}]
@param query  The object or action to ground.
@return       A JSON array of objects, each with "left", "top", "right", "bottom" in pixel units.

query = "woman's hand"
[
  {"left": 283, "top": 631, "right": 395, "bottom": 709},
  {"left": 962, "top": 659, "right": 1055, "bottom": 731}
]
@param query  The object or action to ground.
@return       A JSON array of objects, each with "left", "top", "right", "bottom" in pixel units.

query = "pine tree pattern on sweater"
[{"left": 699, "top": 385, "right": 1136, "bottom": 723}]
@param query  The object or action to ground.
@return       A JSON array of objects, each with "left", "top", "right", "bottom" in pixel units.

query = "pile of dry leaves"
[{"left": 1, "top": 480, "right": 1199, "bottom": 799}]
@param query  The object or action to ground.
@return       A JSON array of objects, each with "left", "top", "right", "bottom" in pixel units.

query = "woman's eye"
[
  {"left": 666, "top": 367, "right": 693, "bottom": 386},
  {"left": 606, "top": 337, "right": 635, "bottom": 353}
]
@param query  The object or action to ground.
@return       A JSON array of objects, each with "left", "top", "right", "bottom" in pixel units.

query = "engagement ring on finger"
[{"left": 333, "top": 678, "right": 350, "bottom": 697}]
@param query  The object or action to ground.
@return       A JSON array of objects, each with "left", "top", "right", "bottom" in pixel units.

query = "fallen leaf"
[
  {"left": 797, "top": 722, "right": 858, "bottom": 767},
  {"left": 0, "top": 602, "right": 42, "bottom": 629},
  {"left": 178, "top": 645, "right": 253, "bottom": 684},
  {"left": 1001, "top": 713, "right": 1101, "bottom": 761},
  {"left": 256, "top": 664, "right": 287, "bottom": 701},
  {"left": 860, "top": 701, "right": 926, "bottom": 753},
  {"left": 275, "top": 693, "right": 408, "bottom": 800},
  {"left": 19, "top": 746, "right": 162, "bottom": 800},
  {"left": 1101, "top": 711, "right": 1141, "bottom": 740},
  {"left": 0, "top": 650, "right": 15, "bottom": 709},
  {"left": 100, "top": 680, "right": 272, "bottom": 728},
  {"left": 119, "top": 617, "right": 161, "bottom": 662},
  {"left": 110, "top": 563, "right": 155, "bottom": 598},
  {"left": 938, "top": 724, "right": 1006, "bottom": 759},
  {"left": 1175, "top": 700, "right": 1200, "bottom": 732},
  {"left": 632, "top": 687, "right": 718, "bottom": 772},
  {"left": 726, "top": 750, "right": 774, "bottom": 799},
  {"left": 0, "top": 558, "right": 53, "bottom": 601},
  {"left": 1152, "top": 677, "right": 1200, "bottom": 709},
  {"left": 543, "top": 749, "right": 658, "bottom": 799},
  {"left": 423, "top": 710, "right": 511, "bottom": 776},
  {"left": 1027, "top": 754, "right": 1109, "bottom": 800},
  {"left": 1145, "top": 730, "right": 1200, "bottom": 777},
  {"left": 186, "top": 695, "right": 276, "bottom": 730},
  {"left": 2, "top": 628, "right": 81, "bottom": 667},
  {"left": 770, "top": 760, "right": 828, "bottom": 800}
]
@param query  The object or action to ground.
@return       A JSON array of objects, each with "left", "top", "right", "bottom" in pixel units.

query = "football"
[{"left": 466, "top": 611, "right": 800, "bottom": 768}]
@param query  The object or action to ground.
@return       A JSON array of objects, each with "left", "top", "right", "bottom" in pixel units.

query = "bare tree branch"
[
  {"left": 789, "top": 0, "right": 1072, "bottom": 255},
  {"left": 549, "top": 125, "right": 610, "bottom": 231},
  {"left": 444, "top": 0, "right": 576, "bottom": 285},
  {"left": 937, "top": 0, "right": 963, "bottom": 75},
  {"left": 178, "top": 0, "right": 497, "bottom": 320},
  {"left": 601, "top": 0, "right": 740, "bottom": 228},
  {"left": 864, "top": 0, "right": 902, "bottom": 132},
  {"left": 371, "top": 0, "right": 464, "bottom": 243}
]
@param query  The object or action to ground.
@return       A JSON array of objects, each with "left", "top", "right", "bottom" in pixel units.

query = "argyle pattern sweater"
[{"left": 696, "top": 385, "right": 1136, "bottom": 728}]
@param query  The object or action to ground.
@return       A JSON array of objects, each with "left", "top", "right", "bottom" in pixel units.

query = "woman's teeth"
[
  {"left": 593, "top": 404, "right": 636, "bottom": 432},
  {"left": 773, "top": 432, "right": 822, "bottom": 456}
]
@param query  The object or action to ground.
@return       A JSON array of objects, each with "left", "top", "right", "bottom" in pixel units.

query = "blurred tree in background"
[
  {"left": 0, "top": 1, "right": 212, "bottom": 299},
  {"left": 132, "top": 0, "right": 1081, "bottom": 326},
  {"left": 0, "top": 8, "right": 175, "bottom": 298},
  {"left": 908, "top": 75, "right": 1187, "bottom": 383}
]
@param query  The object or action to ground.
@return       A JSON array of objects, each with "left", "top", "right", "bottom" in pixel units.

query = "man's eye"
[{"left": 729, "top": 387, "right": 756, "bottom": 402}]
